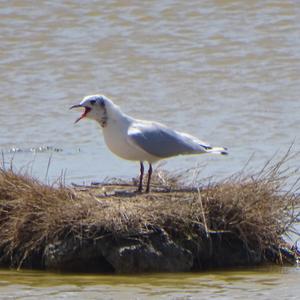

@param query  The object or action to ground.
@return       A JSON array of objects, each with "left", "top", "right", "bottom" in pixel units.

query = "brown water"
[
  {"left": 0, "top": 267, "right": 299, "bottom": 300},
  {"left": 1, "top": 0, "right": 300, "bottom": 298}
]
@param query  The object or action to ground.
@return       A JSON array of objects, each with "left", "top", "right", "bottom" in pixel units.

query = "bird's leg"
[
  {"left": 146, "top": 163, "right": 152, "bottom": 193},
  {"left": 137, "top": 161, "right": 144, "bottom": 192}
]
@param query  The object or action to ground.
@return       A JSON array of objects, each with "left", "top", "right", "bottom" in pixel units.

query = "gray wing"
[{"left": 127, "top": 121, "right": 211, "bottom": 158}]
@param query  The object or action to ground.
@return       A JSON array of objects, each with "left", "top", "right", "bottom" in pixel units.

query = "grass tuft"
[{"left": 0, "top": 151, "right": 299, "bottom": 269}]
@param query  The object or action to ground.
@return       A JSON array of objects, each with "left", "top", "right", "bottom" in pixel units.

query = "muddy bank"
[{"left": 0, "top": 160, "right": 299, "bottom": 273}]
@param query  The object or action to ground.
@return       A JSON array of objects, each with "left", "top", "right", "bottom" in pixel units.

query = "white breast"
[{"left": 102, "top": 121, "right": 158, "bottom": 163}]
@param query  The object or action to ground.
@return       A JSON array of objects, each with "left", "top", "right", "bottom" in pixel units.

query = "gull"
[{"left": 70, "top": 95, "right": 228, "bottom": 193}]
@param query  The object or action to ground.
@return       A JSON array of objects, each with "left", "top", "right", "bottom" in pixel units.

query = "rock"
[
  {"left": 44, "top": 228, "right": 193, "bottom": 273},
  {"left": 103, "top": 228, "right": 193, "bottom": 273},
  {"left": 3, "top": 227, "right": 296, "bottom": 273},
  {"left": 205, "top": 231, "right": 262, "bottom": 268},
  {"left": 44, "top": 238, "right": 115, "bottom": 273}
]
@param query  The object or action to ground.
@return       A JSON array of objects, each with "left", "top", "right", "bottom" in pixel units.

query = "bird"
[{"left": 70, "top": 95, "right": 228, "bottom": 193}]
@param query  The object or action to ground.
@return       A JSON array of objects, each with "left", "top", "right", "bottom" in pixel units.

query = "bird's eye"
[{"left": 90, "top": 100, "right": 96, "bottom": 105}]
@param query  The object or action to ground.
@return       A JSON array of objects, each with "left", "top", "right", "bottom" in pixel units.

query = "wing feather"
[{"left": 127, "top": 122, "right": 210, "bottom": 158}]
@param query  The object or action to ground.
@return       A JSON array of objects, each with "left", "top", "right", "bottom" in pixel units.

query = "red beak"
[{"left": 70, "top": 105, "right": 91, "bottom": 124}]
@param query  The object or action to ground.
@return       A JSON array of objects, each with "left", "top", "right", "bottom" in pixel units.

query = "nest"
[{"left": 0, "top": 151, "right": 299, "bottom": 270}]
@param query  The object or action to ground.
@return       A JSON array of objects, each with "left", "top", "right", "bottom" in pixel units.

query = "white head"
[{"left": 70, "top": 95, "right": 114, "bottom": 127}]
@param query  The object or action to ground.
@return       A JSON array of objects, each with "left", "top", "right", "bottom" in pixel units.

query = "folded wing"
[{"left": 127, "top": 121, "right": 211, "bottom": 158}]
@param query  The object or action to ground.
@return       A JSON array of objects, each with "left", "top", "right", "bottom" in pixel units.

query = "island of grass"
[{"left": 0, "top": 154, "right": 299, "bottom": 273}]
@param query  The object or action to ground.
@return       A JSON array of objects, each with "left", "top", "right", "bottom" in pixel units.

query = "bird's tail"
[{"left": 206, "top": 147, "right": 228, "bottom": 155}]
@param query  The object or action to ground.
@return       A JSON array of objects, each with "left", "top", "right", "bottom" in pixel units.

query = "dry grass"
[{"left": 0, "top": 152, "right": 299, "bottom": 268}]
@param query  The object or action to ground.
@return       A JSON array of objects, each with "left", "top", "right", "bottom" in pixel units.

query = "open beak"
[{"left": 70, "top": 104, "right": 91, "bottom": 124}]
